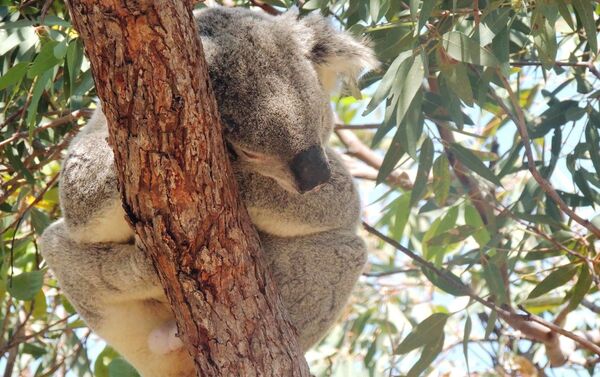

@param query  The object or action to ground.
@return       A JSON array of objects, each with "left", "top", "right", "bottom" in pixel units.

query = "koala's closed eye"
[{"left": 237, "top": 148, "right": 263, "bottom": 161}]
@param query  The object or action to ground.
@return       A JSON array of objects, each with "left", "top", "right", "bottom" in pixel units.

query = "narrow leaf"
[
  {"left": 463, "top": 316, "right": 472, "bottom": 375},
  {"left": 528, "top": 264, "right": 578, "bottom": 299},
  {"left": 364, "top": 51, "right": 412, "bottom": 115},
  {"left": 407, "top": 332, "right": 444, "bottom": 377},
  {"left": 395, "top": 313, "right": 449, "bottom": 354},
  {"left": 0, "top": 62, "right": 28, "bottom": 91},
  {"left": 572, "top": 0, "right": 598, "bottom": 54},
  {"left": 450, "top": 143, "right": 503, "bottom": 186},
  {"left": 441, "top": 31, "right": 500, "bottom": 67},
  {"left": 566, "top": 265, "right": 592, "bottom": 312},
  {"left": 410, "top": 137, "right": 433, "bottom": 206},
  {"left": 7, "top": 270, "right": 45, "bottom": 301},
  {"left": 432, "top": 154, "right": 450, "bottom": 206},
  {"left": 416, "top": 0, "right": 436, "bottom": 36}
]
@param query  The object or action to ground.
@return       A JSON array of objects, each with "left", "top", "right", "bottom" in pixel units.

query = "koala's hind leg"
[{"left": 260, "top": 230, "right": 367, "bottom": 351}]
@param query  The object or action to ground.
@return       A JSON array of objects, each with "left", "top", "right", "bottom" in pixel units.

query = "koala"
[{"left": 40, "top": 7, "right": 376, "bottom": 377}]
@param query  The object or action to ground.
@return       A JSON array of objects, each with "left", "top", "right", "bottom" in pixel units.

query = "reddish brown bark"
[{"left": 65, "top": 1, "right": 310, "bottom": 375}]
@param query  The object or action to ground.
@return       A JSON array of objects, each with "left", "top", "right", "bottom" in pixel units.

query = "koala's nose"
[{"left": 290, "top": 145, "right": 331, "bottom": 193}]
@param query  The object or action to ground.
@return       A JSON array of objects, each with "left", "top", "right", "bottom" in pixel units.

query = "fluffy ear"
[{"left": 287, "top": 11, "right": 378, "bottom": 93}]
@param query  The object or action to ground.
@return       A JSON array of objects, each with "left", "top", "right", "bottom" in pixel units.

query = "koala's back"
[{"left": 59, "top": 110, "right": 133, "bottom": 244}]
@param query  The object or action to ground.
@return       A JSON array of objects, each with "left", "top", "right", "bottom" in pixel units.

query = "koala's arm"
[
  {"left": 260, "top": 229, "right": 367, "bottom": 350},
  {"left": 40, "top": 220, "right": 162, "bottom": 308},
  {"left": 41, "top": 220, "right": 196, "bottom": 377},
  {"left": 60, "top": 109, "right": 133, "bottom": 244},
  {"left": 241, "top": 148, "right": 361, "bottom": 237}
]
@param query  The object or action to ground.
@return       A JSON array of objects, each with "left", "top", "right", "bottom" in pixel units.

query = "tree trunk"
[{"left": 65, "top": 1, "right": 311, "bottom": 375}]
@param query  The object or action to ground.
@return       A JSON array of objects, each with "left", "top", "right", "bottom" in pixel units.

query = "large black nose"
[{"left": 290, "top": 146, "right": 331, "bottom": 193}]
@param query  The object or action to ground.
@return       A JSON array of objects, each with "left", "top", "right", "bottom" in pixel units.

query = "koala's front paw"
[{"left": 148, "top": 320, "right": 183, "bottom": 355}]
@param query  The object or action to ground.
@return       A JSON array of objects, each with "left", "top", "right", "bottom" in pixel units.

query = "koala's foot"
[{"left": 148, "top": 320, "right": 183, "bottom": 355}]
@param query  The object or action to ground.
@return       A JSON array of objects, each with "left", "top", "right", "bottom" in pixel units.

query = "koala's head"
[{"left": 195, "top": 8, "right": 376, "bottom": 193}]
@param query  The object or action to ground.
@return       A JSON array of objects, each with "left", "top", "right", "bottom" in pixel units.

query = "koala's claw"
[{"left": 148, "top": 320, "right": 183, "bottom": 355}]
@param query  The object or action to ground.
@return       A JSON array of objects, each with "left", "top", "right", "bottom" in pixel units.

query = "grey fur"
[{"left": 40, "top": 7, "right": 375, "bottom": 377}]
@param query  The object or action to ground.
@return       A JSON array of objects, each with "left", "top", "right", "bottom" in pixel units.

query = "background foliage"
[{"left": 1, "top": 0, "right": 599, "bottom": 376}]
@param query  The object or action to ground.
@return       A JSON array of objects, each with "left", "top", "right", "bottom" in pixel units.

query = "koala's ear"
[{"left": 286, "top": 11, "right": 378, "bottom": 93}]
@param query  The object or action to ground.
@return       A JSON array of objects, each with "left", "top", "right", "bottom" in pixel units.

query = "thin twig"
[
  {"left": 498, "top": 75, "right": 600, "bottom": 238},
  {"left": 510, "top": 61, "right": 600, "bottom": 80},
  {"left": 248, "top": 0, "right": 280, "bottom": 15},
  {"left": 427, "top": 78, "right": 494, "bottom": 225},
  {"left": 363, "top": 268, "right": 418, "bottom": 277},
  {"left": 0, "top": 109, "right": 90, "bottom": 149},
  {"left": 362, "top": 221, "right": 600, "bottom": 362},
  {"left": 1, "top": 173, "right": 59, "bottom": 234},
  {"left": 335, "top": 128, "right": 413, "bottom": 190},
  {"left": 334, "top": 123, "right": 380, "bottom": 130}
]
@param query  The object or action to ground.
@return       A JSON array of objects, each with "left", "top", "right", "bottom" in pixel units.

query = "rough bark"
[{"left": 65, "top": 1, "right": 310, "bottom": 376}]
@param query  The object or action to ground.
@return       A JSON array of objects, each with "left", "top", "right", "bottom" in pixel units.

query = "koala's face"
[{"left": 196, "top": 8, "right": 375, "bottom": 193}]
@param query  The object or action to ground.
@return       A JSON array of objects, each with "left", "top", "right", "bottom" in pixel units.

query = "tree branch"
[
  {"left": 427, "top": 78, "right": 495, "bottom": 225},
  {"left": 361, "top": 222, "right": 600, "bottom": 365},
  {"left": 335, "top": 129, "right": 413, "bottom": 190}
]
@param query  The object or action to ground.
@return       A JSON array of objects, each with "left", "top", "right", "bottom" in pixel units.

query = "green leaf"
[
  {"left": 427, "top": 225, "right": 475, "bottom": 246},
  {"left": 66, "top": 38, "right": 83, "bottom": 92},
  {"left": 392, "top": 194, "right": 411, "bottom": 239},
  {"left": 528, "top": 264, "right": 578, "bottom": 299},
  {"left": 423, "top": 206, "right": 458, "bottom": 260},
  {"left": 377, "top": 136, "right": 404, "bottom": 185},
  {"left": 449, "top": 143, "right": 503, "bottom": 186},
  {"left": 483, "top": 261, "right": 508, "bottom": 305},
  {"left": 409, "top": 0, "right": 419, "bottom": 19},
  {"left": 410, "top": 137, "right": 433, "bottom": 206},
  {"left": 395, "top": 312, "right": 449, "bottom": 354},
  {"left": 441, "top": 31, "right": 500, "bottom": 67},
  {"left": 26, "top": 69, "right": 54, "bottom": 129},
  {"left": 438, "top": 72, "right": 465, "bottom": 129},
  {"left": 30, "top": 208, "right": 50, "bottom": 235},
  {"left": 484, "top": 310, "right": 497, "bottom": 339},
  {"left": 432, "top": 154, "right": 450, "bottom": 206},
  {"left": 364, "top": 50, "right": 412, "bottom": 115},
  {"left": 416, "top": 0, "right": 436, "bottom": 36},
  {"left": 398, "top": 90, "right": 424, "bottom": 159},
  {"left": 22, "top": 343, "right": 48, "bottom": 358},
  {"left": 0, "top": 62, "right": 28, "bottom": 91},
  {"left": 302, "top": 0, "right": 326, "bottom": 10},
  {"left": 572, "top": 0, "right": 598, "bottom": 54},
  {"left": 4, "top": 147, "right": 35, "bottom": 184},
  {"left": 440, "top": 63, "right": 473, "bottom": 105},
  {"left": 586, "top": 121, "right": 600, "bottom": 176},
  {"left": 370, "top": 0, "right": 380, "bottom": 22},
  {"left": 491, "top": 25, "right": 510, "bottom": 65},
  {"left": 463, "top": 316, "right": 472, "bottom": 375},
  {"left": 531, "top": 100, "right": 580, "bottom": 138},
  {"left": 573, "top": 169, "right": 597, "bottom": 206},
  {"left": 422, "top": 267, "right": 470, "bottom": 296},
  {"left": 391, "top": 54, "right": 425, "bottom": 127},
  {"left": 532, "top": 5, "right": 558, "bottom": 69},
  {"left": 7, "top": 270, "right": 45, "bottom": 301},
  {"left": 464, "top": 204, "right": 491, "bottom": 246},
  {"left": 95, "top": 347, "right": 120, "bottom": 377},
  {"left": 53, "top": 38, "right": 68, "bottom": 59},
  {"left": 554, "top": 0, "right": 574, "bottom": 30},
  {"left": 108, "top": 358, "right": 141, "bottom": 377},
  {"left": 406, "top": 332, "right": 444, "bottom": 377},
  {"left": 28, "top": 40, "right": 61, "bottom": 78},
  {"left": 566, "top": 265, "right": 592, "bottom": 312}
]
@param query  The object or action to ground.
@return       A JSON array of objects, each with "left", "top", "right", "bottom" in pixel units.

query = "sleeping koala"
[{"left": 40, "top": 7, "right": 376, "bottom": 377}]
